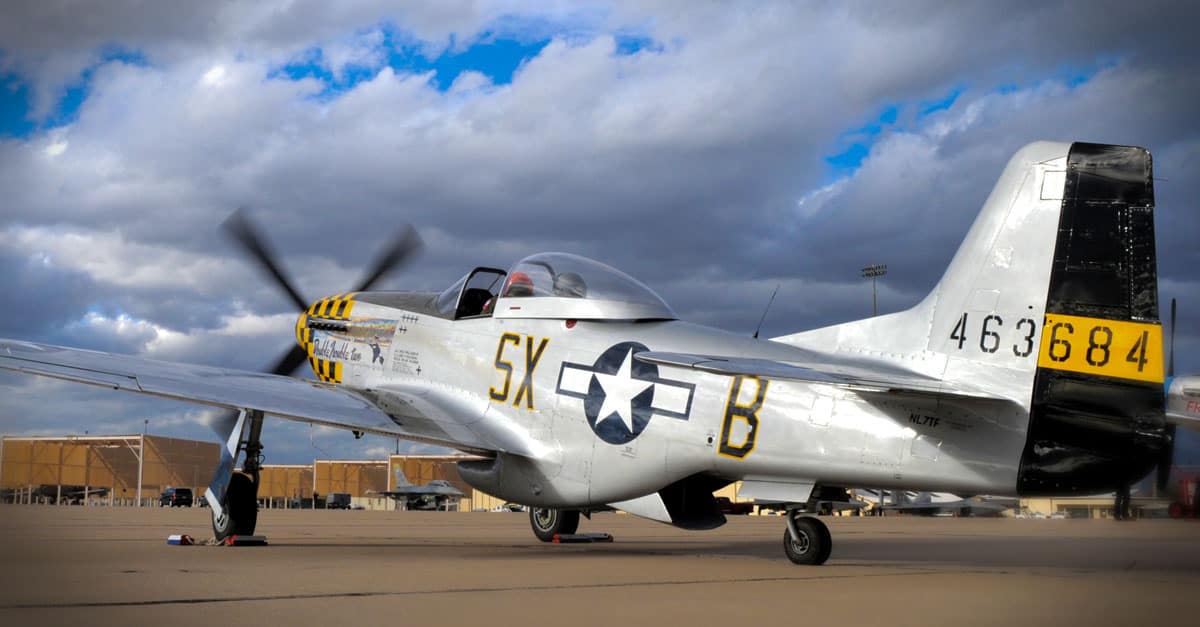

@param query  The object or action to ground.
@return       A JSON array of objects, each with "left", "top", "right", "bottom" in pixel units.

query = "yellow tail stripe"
[{"left": 1037, "top": 314, "right": 1164, "bottom": 383}]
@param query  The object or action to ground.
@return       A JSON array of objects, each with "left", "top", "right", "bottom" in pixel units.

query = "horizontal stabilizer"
[{"left": 1167, "top": 375, "right": 1200, "bottom": 432}]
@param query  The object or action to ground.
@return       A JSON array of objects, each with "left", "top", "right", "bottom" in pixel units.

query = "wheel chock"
[
  {"left": 551, "top": 533, "right": 613, "bottom": 544},
  {"left": 223, "top": 534, "right": 269, "bottom": 546},
  {"left": 167, "top": 534, "right": 195, "bottom": 546}
]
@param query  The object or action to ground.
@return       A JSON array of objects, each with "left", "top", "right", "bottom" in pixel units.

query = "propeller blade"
[
  {"left": 207, "top": 345, "right": 308, "bottom": 439},
  {"left": 1169, "top": 297, "right": 1176, "bottom": 378},
  {"left": 351, "top": 224, "right": 423, "bottom": 293},
  {"left": 1155, "top": 299, "right": 1178, "bottom": 495},
  {"left": 222, "top": 208, "right": 310, "bottom": 312},
  {"left": 269, "top": 345, "right": 310, "bottom": 377},
  {"left": 208, "top": 408, "right": 241, "bottom": 441},
  {"left": 1157, "top": 423, "right": 1177, "bottom": 494}
]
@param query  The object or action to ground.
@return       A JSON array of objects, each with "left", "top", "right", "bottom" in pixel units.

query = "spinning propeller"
[
  {"left": 1156, "top": 297, "right": 1178, "bottom": 494},
  {"left": 208, "top": 208, "right": 422, "bottom": 437}
]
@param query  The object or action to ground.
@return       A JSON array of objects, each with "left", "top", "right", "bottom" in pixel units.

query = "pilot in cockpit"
[
  {"left": 503, "top": 271, "right": 535, "bottom": 297},
  {"left": 480, "top": 271, "right": 530, "bottom": 315},
  {"left": 552, "top": 271, "right": 587, "bottom": 298}
]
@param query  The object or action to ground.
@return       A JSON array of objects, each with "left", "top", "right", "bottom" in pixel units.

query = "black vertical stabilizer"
[{"left": 1017, "top": 143, "right": 1167, "bottom": 495}]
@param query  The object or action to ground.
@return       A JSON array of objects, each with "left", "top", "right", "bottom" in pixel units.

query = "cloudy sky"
[{"left": 1, "top": 1, "right": 1198, "bottom": 466}]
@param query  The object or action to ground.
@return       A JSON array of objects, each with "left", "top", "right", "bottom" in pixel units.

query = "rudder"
[{"left": 1017, "top": 142, "right": 1166, "bottom": 494}]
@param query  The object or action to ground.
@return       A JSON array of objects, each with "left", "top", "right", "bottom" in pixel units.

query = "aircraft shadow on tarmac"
[{"left": 279, "top": 526, "right": 1197, "bottom": 572}]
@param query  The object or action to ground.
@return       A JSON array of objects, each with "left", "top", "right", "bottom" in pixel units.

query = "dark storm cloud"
[
  {"left": 0, "top": 250, "right": 98, "bottom": 338},
  {"left": 1, "top": 1, "right": 1198, "bottom": 461}
]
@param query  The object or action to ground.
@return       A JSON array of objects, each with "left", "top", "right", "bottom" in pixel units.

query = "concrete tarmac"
[{"left": 0, "top": 506, "right": 1197, "bottom": 627}]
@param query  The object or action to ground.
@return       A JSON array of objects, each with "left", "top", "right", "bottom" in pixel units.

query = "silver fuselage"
[{"left": 332, "top": 305, "right": 1026, "bottom": 506}]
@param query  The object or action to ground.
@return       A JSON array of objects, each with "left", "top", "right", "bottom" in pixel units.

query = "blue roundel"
[{"left": 554, "top": 341, "right": 695, "bottom": 446}]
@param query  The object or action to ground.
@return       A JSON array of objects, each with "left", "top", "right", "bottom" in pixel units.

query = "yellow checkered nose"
[{"left": 296, "top": 293, "right": 358, "bottom": 383}]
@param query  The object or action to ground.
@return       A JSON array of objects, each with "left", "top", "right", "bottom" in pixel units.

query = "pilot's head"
[
  {"left": 553, "top": 271, "right": 587, "bottom": 298},
  {"left": 504, "top": 271, "right": 534, "bottom": 297}
]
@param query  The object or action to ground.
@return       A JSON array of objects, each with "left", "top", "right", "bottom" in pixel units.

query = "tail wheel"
[
  {"left": 212, "top": 472, "right": 259, "bottom": 541},
  {"left": 530, "top": 508, "right": 580, "bottom": 542},
  {"left": 783, "top": 515, "right": 831, "bottom": 565}
]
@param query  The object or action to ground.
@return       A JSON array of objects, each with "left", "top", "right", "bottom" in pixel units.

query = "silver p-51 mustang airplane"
[{"left": 2, "top": 141, "right": 1197, "bottom": 564}]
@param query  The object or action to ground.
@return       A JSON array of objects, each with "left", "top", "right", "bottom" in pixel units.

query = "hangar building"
[
  {"left": 0, "top": 434, "right": 218, "bottom": 506},
  {"left": 0, "top": 434, "right": 479, "bottom": 510}
]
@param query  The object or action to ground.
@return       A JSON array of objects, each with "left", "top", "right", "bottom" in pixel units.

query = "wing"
[
  {"left": 635, "top": 352, "right": 1008, "bottom": 401},
  {"left": 0, "top": 338, "right": 533, "bottom": 456},
  {"left": 378, "top": 487, "right": 432, "bottom": 496}
]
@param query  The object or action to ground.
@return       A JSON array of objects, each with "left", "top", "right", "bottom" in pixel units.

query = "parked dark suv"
[{"left": 159, "top": 487, "right": 193, "bottom": 507}]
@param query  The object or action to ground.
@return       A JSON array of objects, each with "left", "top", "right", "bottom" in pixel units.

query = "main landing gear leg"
[
  {"left": 206, "top": 409, "right": 264, "bottom": 541},
  {"left": 783, "top": 507, "right": 831, "bottom": 565},
  {"left": 529, "top": 507, "right": 580, "bottom": 542}
]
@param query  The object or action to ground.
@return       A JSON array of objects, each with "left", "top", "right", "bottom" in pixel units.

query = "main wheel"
[
  {"left": 783, "top": 515, "right": 832, "bottom": 565},
  {"left": 530, "top": 507, "right": 580, "bottom": 542},
  {"left": 212, "top": 472, "right": 259, "bottom": 540}
]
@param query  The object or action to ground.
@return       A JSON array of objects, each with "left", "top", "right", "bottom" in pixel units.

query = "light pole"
[
  {"left": 861, "top": 263, "right": 887, "bottom": 317},
  {"left": 861, "top": 263, "right": 887, "bottom": 516},
  {"left": 137, "top": 421, "right": 147, "bottom": 508}
]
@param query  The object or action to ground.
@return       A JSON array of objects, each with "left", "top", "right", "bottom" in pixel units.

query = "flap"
[
  {"left": 737, "top": 478, "right": 815, "bottom": 504},
  {"left": 609, "top": 493, "right": 672, "bottom": 523}
]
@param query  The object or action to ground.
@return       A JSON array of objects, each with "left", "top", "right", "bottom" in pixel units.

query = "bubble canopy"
[{"left": 493, "top": 252, "right": 676, "bottom": 320}]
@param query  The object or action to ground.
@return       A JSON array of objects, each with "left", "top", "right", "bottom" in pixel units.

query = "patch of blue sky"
[
  {"left": 824, "top": 104, "right": 900, "bottom": 174},
  {"left": 406, "top": 34, "right": 552, "bottom": 91},
  {"left": 916, "top": 85, "right": 964, "bottom": 119},
  {"left": 822, "top": 58, "right": 1117, "bottom": 180},
  {"left": 269, "top": 48, "right": 374, "bottom": 100},
  {"left": 274, "top": 18, "right": 664, "bottom": 98},
  {"left": 996, "top": 56, "right": 1118, "bottom": 95},
  {"left": 614, "top": 32, "right": 663, "bottom": 56},
  {"left": 274, "top": 26, "right": 552, "bottom": 96},
  {"left": 824, "top": 143, "right": 870, "bottom": 173},
  {"left": 0, "top": 73, "right": 36, "bottom": 137},
  {"left": 0, "top": 47, "right": 147, "bottom": 138},
  {"left": 1058, "top": 57, "right": 1118, "bottom": 87}
]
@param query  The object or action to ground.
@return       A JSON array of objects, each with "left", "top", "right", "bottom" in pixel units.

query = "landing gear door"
[{"left": 552, "top": 347, "right": 597, "bottom": 494}]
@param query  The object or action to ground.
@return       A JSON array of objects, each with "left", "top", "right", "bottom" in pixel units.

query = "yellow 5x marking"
[
  {"left": 1037, "top": 313, "right": 1163, "bottom": 383},
  {"left": 489, "top": 333, "right": 549, "bottom": 410}
]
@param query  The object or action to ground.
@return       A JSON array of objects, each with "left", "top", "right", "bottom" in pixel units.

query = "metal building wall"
[
  {"left": 145, "top": 436, "right": 218, "bottom": 496},
  {"left": 2, "top": 437, "right": 126, "bottom": 503},
  {"left": 1, "top": 435, "right": 218, "bottom": 505},
  {"left": 314, "top": 460, "right": 388, "bottom": 497},
  {"left": 258, "top": 465, "right": 314, "bottom": 507}
]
